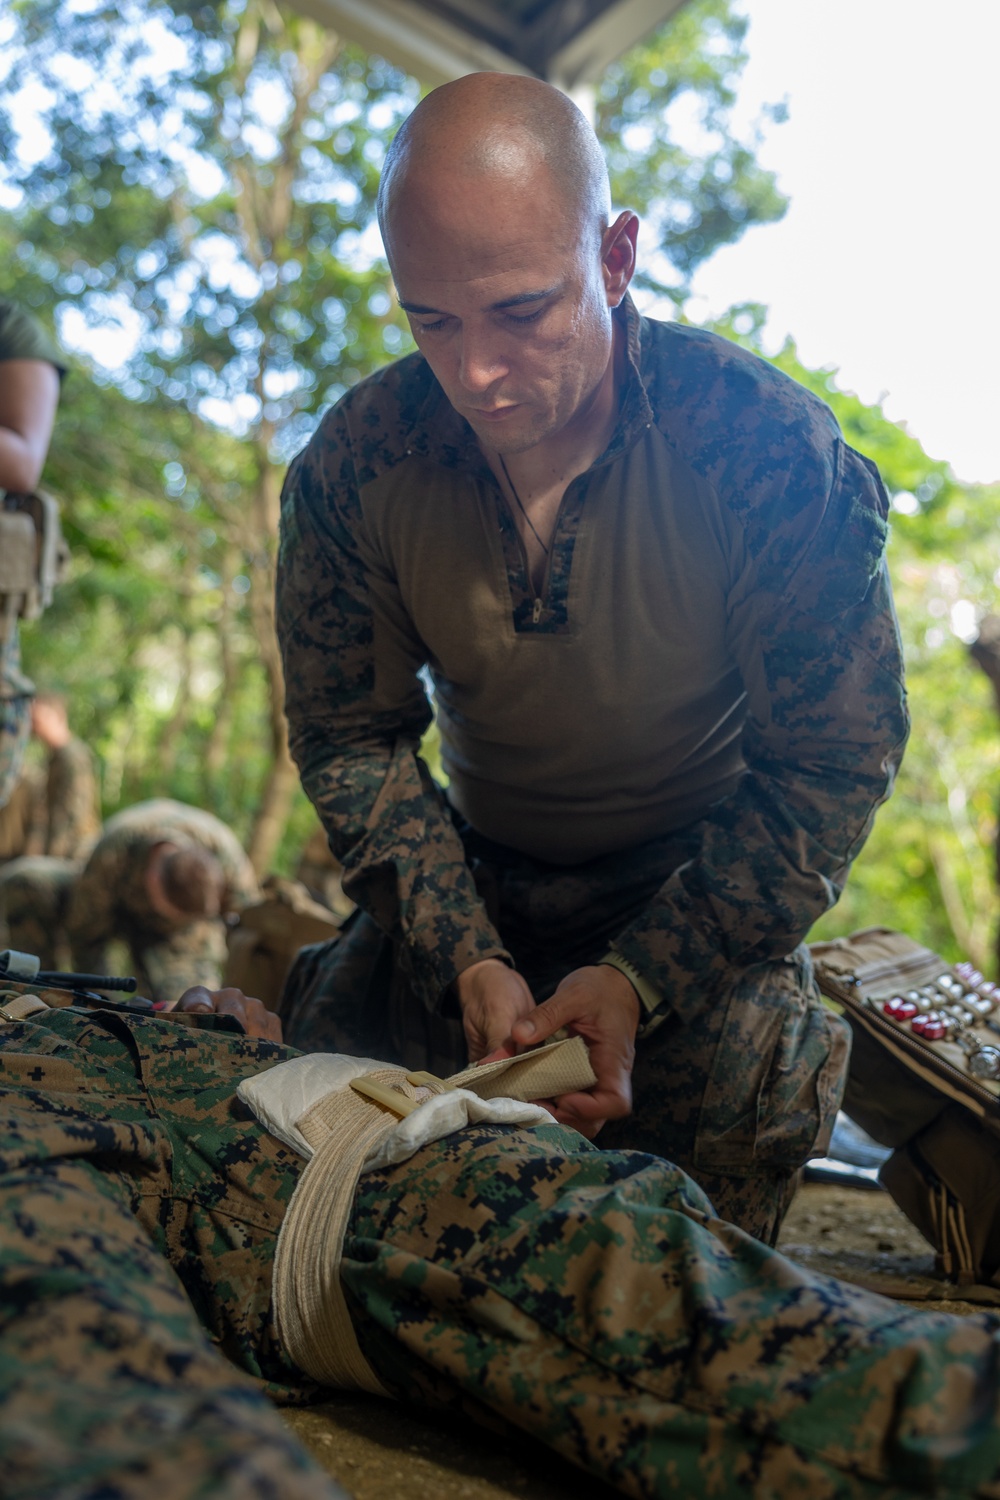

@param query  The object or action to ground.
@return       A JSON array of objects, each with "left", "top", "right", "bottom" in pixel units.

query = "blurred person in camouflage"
[
  {"left": 0, "top": 296, "right": 63, "bottom": 817},
  {"left": 4, "top": 966, "right": 1000, "bottom": 1500},
  {"left": 0, "top": 694, "right": 100, "bottom": 969},
  {"left": 276, "top": 74, "right": 909, "bottom": 1243},
  {"left": 24, "top": 691, "right": 101, "bottom": 859},
  {"left": 61, "top": 797, "right": 260, "bottom": 1001},
  {"left": 0, "top": 853, "right": 80, "bottom": 971},
  {"left": 0, "top": 766, "right": 40, "bottom": 866}
]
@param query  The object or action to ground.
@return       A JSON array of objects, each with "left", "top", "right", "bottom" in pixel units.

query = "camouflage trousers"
[
  {"left": 2, "top": 999, "right": 1000, "bottom": 1498},
  {"left": 0, "top": 996, "right": 341, "bottom": 1500},
  {"left": 280, "top": 821, "right": 849, "bottom": 1243},
  {"left": 0, "top": 629, "right": 32, "bottom": 809}
]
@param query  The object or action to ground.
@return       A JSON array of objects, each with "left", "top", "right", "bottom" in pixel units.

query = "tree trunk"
[
  {"left": 927, "top": 832, "right": 988, "bottom": 973},
  {"left": 204, "top": 547, "right": 241, "bottom": 787},
  {"left": 222, "top": 9, "right": 341, "bottom": 873},
  {"left": 244, "top": 453, "right": 297, "bottom": 875},
  {"left": 157, "top": 628, "right": 194, "bottom": 779},
  {"left": 247, "top": 733, "right": 298, "bottom": 875}
]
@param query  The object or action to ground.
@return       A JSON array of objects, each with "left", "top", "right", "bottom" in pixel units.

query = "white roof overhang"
[{"left": 282, "top": 0, "right": 690, "bottom": 89}]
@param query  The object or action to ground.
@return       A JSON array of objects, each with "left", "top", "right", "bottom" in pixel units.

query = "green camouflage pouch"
[{"left": 812, "top": 925, "right": 1000, "bottom": 1294}]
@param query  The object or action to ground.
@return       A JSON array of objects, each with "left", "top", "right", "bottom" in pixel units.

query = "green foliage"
[
  {"left": 0, "top": 0, "right": 784, "bottom": 869},
  {"left": 0, "top": 0, "right": 419, "bottom": 862},
  {"left": 597, "top": 0, "right": 788, "bottom": 303},
  {"left": 0, "top": 0, "right": 416, "bottom": 448}
]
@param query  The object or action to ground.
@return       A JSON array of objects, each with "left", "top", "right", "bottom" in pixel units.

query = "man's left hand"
[
  {"left": 509, "top": 965, "right": 639, "bottom": 1139},
  {"left": 167, "top": 986, "right": 283, "bottom": 1042}
]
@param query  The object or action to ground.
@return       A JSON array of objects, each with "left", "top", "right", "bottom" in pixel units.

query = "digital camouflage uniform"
[
  {"left": 4, "top": 985, "right": 1000, "bottom": 1499},
  {"left": 25, "top": 732, "right": 101, "bottom": 859},
  {"left": 0, "top": 594, "right": 34, "bottom": 834},
  {"left": 0, "top": 739, "right": 101, "bottom": 968},
  {"left": 64, "top": 798, "right": 260, "bottom": 1001},
  {"left": 276, "top": 295, "right": 908, "bottom": 1242},
  {"left": 0, "top": 611, "right": 34, "bottom": 820},
  {"left": 0, "top": 853, "right": 78, "bottom": 969},
  {"left": 0, "top": 988, "right": 340, "bottom": 1500},
  {"left": 0, "top": 757, "right": 39, "bottom": 863}
]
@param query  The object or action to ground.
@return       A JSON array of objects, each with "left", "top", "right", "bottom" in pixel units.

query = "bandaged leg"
[
  {"left": 7, "top": 1002, "right": 1000, "bottom": 1500},
  {"left": 343, "top": 1123, "right": 1000, "bottom": 1500}
]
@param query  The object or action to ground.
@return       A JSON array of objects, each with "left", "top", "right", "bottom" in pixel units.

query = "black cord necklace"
[{"left": 499, "top": 453, "right": 550, "bottom": 557}]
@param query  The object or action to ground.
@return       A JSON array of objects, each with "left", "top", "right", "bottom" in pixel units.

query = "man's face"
[{"left": 384, "top": 168, "right": 620, "bottom": 456}]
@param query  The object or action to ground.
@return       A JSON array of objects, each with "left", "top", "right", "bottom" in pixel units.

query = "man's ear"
[{"left": 602, "top": 211, "right": 639, "bottom": 307}]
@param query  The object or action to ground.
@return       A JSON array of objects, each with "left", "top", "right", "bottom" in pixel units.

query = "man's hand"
[
  {"left": 510, "top": 965, "right": 639, "bottom": 1139},
  {"left": 454, "top": 957, "right": 536, "bottom": 1061},
  {"left": 167, "top": 985, "right": 283, "bottom": 1043}
]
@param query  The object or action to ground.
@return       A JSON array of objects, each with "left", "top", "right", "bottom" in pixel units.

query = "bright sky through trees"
[
  {"left": 4, "top": 0, "right": 996, "bottom": 485},
  {"left": 686, "top": 0, "right": 1000, "bottom": 484}
]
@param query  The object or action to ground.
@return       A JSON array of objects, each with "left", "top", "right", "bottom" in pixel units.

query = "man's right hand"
[{"left": 454, "top": 957, "right": 536, "bottom": 1062}]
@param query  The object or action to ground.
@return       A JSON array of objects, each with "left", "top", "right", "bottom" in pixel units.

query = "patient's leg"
[
  {"left": 0, "top": 1157, "right": 344, "bottom": 1500},
  {"left": 344, "top": 1121, "right": 1000, "bottom": 1499}
]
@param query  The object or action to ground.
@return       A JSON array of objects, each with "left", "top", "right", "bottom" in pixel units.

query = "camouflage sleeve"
[
  {"left": 66, "top": 839, "right": 121, "bottom": 975},
  {"left": 22, "top": 766, "right": 49, "bottom": 856},
  {"left": 43, "top": 739, "right": 99, "bottom": 859},
  {"left": 276, "top": 420, "right": 510, "bottom": 1011},
  {"left": 0, "top": 631, "right": 32, "bottom": 811},
  {"left": 610, "top": 440, "right": 909, "bottom": 1022}
]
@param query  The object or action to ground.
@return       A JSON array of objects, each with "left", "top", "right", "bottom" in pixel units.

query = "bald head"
[
  {"left": 377, "top": 73, "right": 611, "bottom": 262},
  {"left": 377, "top": 73, "right": 638, "bottom": 460}
]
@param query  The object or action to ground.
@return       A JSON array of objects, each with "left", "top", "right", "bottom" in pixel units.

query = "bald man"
[{"left": 277, "top": 74, "right": 908, "bottom": 1242}]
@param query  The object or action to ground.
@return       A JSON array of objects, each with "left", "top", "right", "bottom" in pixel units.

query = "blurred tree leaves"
[
  {"left": 599, "top": 0, "right": 788, "bottom": 302},
  {"left": 0, "top": 0, "right": 419, "bottom": 867},
  {"left": 0, "top": 0, "right": 786, "bottom": 871}
]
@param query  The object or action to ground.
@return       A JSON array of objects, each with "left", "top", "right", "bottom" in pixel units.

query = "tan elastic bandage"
[{"left": 270, "top": 1036, "right": 597, "bottom": 1394}]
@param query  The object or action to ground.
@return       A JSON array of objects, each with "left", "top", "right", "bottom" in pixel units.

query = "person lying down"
[{"left": 0, "top": 977, "right": 997, "bottom": 1500}]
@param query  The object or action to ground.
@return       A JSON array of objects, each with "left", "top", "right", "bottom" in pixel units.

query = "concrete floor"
[{"left": 281, "top": 1180, "right": 980, "bottom": 1498}]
